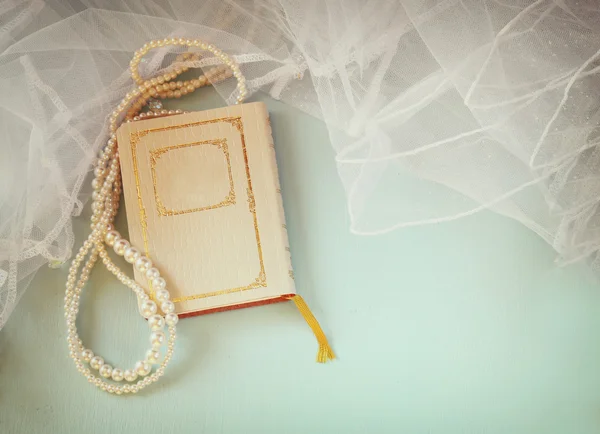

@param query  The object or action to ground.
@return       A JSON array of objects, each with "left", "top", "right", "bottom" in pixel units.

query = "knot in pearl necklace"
[{"left": 64, "top": 38, "right": 247, "bottom": 395}]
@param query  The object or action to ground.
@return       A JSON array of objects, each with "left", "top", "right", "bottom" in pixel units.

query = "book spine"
[{"left": 263, "top": 111, "right": 296, "bottom": 291}]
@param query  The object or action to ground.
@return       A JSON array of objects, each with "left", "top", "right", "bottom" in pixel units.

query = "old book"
[{"left": 117, "top": 102, "right": 334, "bottom": 361}]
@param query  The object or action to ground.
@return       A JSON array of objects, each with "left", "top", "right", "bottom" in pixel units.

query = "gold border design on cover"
[{"left": 150, "top": 138, "right": 236, "bottom": 216}]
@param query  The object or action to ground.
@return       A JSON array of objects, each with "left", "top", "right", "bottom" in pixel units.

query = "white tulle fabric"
[{"left": 1, "top": 0, "right": 599, "bottom": 329}]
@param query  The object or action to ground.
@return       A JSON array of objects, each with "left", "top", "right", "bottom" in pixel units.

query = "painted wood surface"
[{"left": 2, "top": 89, "right": 600, "bottom": 434}]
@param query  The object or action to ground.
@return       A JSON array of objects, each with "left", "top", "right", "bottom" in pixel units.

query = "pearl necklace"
[{"left": 65, "top": 38, "right": 247, "bottom": 395}]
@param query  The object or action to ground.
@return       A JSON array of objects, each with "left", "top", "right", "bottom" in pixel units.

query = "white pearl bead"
[
  {"left": 124, "top": 369, "right": 138, "bottom": 382},
  {"left": 113, "top": 239, "right": 130, "bottom": 255},
  {"left": 146, "top": 349, "right": 161, "bottom": 364},
  {"left": 165, "top": 312, "right": 179, "bottom": 326},
  {"left": 124, "top": 247, "right": 141, "bottom": 263},
  {"left": 139, "top": 300, "right": 157, "bottom": 318},
  {"left": 145, "top": 267, "right": 160, "bottom": 280},
  {"left": 155, "top": 289, "right": 170, "bottom": 303},
  {"left": 161, "top": 301, "right": 175, "bottom": 314},
  {"left": 99, "top": 364, "right": 113, "bottom": 378},
  {"left": 81, "top": 349, "right": 94, "bottom": 362},
  {"left": 104, "top": 230, "right": 120, "bottom": 246},
  {"left": 150, "top": 331, "right": 166, "bottom": 348},
  {"left": 152, "top": 277, "right": 166, "bottom": 290},
  {"left": 147, "top": 314, "right": 165, "bottom": 331},
  {"left": 90, "top": 356, "right": 104, "bottom": 370},
  {"left": 135, "top": 361, "right": 151, "bottom": 376},
  {"left": 135, "top": 257, "right": 152, "bottom": 273},
  {"left": 111, "top": 368, "right": 124, "bottom": 382}
]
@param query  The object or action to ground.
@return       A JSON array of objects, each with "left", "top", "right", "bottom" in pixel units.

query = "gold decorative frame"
[
  {"left": 129, "top": 116, "right": 267, "bottom": 303},
  {"left": 149, "top": 138, "right": 236, "bottom": 216}
]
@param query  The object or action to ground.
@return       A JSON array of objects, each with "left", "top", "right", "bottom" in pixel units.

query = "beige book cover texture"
[{"left": 117, "top": 102, "right": 296, "bottom": 317}]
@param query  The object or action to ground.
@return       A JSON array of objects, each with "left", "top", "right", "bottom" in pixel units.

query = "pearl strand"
[
  {"left": 130, "top": 37, "right": 246, "bottom": 104},
  {"left": 125, "top": 54, "right": 233, "bottom": 121},
  {"left": 66, "top": 38, "right": 246, "bottom": 394}
]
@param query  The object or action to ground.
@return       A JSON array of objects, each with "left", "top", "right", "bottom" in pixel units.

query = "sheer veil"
[{"left": 1, "top": 0, "right": 600, "bottom": 328}]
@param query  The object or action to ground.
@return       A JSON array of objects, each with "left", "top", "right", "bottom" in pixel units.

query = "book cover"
[{"left": 117, "top": 102, "right": 295, "bottom": 317}]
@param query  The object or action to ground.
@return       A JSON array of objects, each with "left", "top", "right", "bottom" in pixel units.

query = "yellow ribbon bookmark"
[{"left": 287, "top": 294, "right": 335, "bottom": 363}]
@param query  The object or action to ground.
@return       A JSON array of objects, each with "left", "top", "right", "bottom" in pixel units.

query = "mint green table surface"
[{"left": 2, "top": 89, "right": 600, "bottom": 434}]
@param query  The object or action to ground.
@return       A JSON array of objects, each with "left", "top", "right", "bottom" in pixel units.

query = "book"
[
  {"left": 117, "top": 101, "right": 295, "bottom": 315},
  {"left": 117, "top": 101, "right": 333, "bottom": 362}
]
